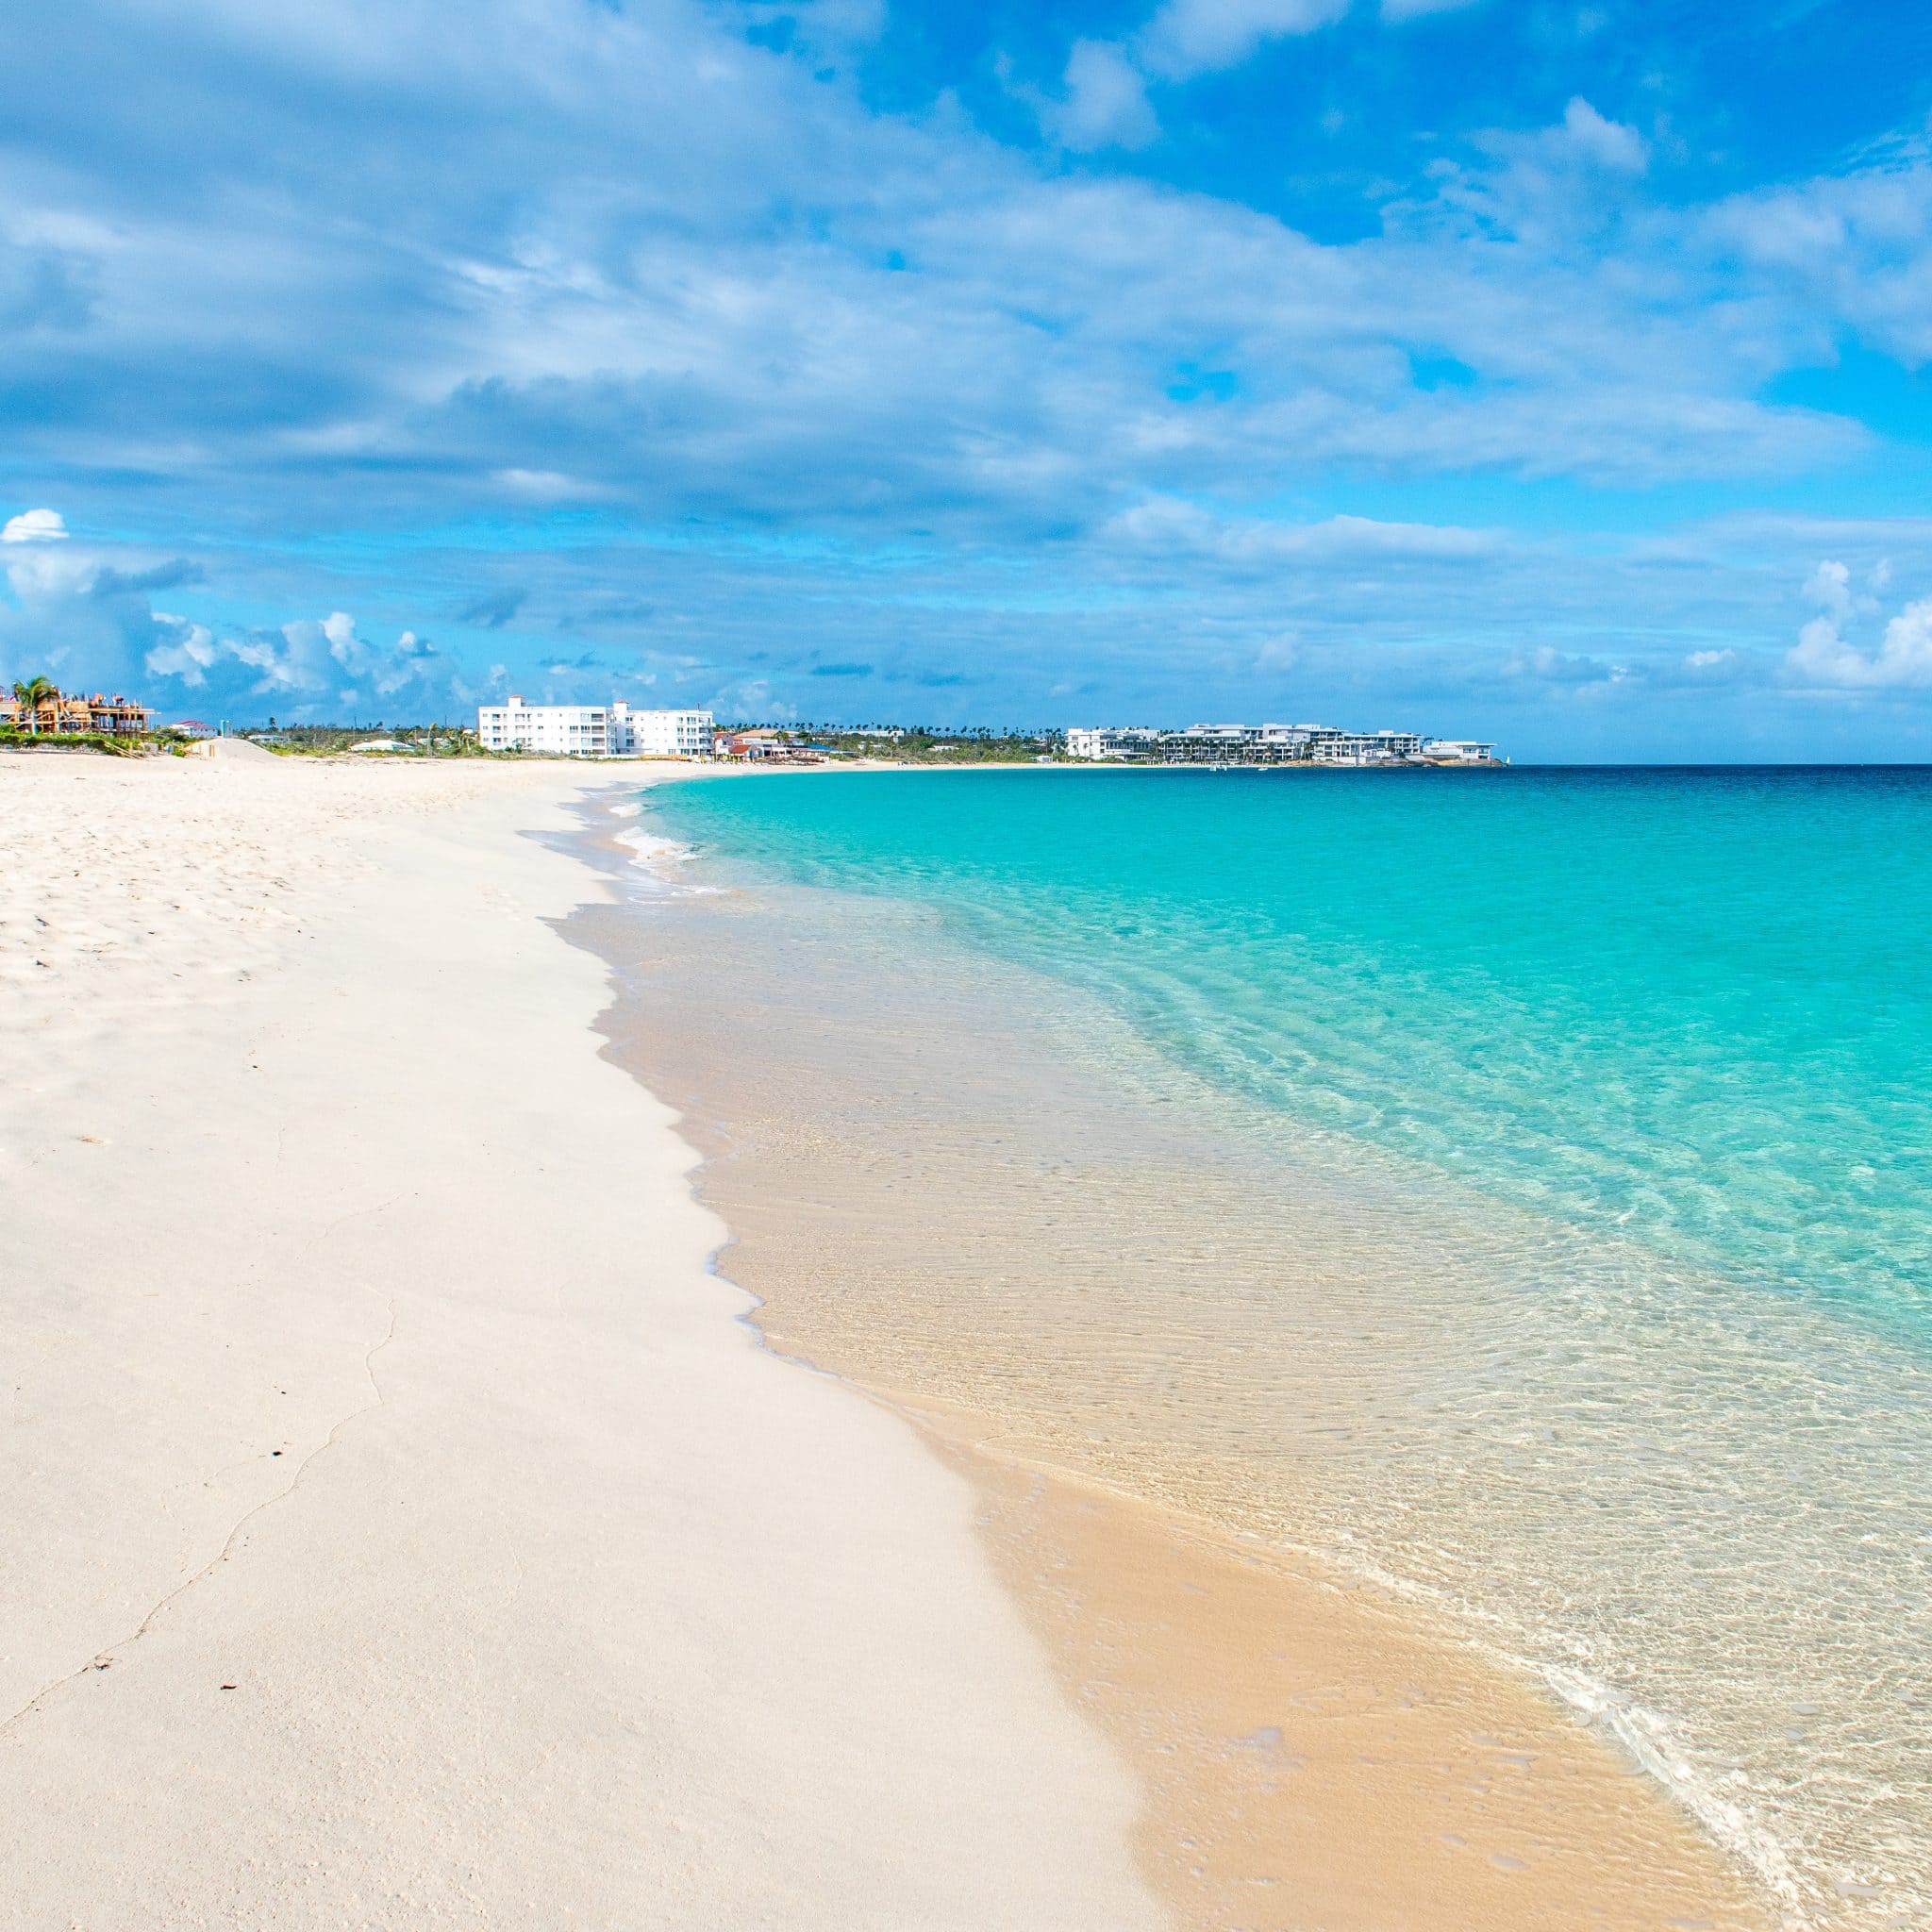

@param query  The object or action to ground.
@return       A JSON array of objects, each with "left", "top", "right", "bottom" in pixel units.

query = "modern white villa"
[
  {"left": 1065, "top": 724, "right": 1500, "bottom": 767},
  {"left": 475, "top": 697, "right": 716, "bottom": 758}
]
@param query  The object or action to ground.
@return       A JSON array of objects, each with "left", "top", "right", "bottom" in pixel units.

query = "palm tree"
[{"left": 11, "top": 675, "right": 57, "bottom": 736}]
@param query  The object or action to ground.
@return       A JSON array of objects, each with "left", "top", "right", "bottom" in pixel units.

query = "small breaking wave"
[
  {"left": 1541, "top": 1665, "right": 1807, "bottom": 1923},
  {"left": 614, "top": 824, "right": 720, "bottom": 897}
]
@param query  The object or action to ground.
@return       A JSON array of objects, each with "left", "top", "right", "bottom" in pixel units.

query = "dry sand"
[{"left": 0, "top": 749, "right": 1164, "bottom": 1929}]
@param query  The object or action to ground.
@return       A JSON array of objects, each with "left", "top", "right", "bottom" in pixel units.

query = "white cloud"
[
  {"left": 1501, "top": 644, "right": 1632, "bottom": 685},
  {"left": 246, "top": 610, "right": 443, "bottom": 700},
  {"left": 144, "top": 614, "right": 219, "bottom": 686},
  {"left": 2, "top": 508, "right": 69, "bottom": 543},
  {"left": 1702, "top": 150, "right": 1932, "bottom": 364},
  {"left": 1053, "top": 41, "right": 1158, "bottom": 152},
  {"left": 493, "top": 468, "right": 598, "bottom": 500},
  {"left": 1426, "top": 95, "right": 1650, "bottom": 246},
  {"left": 1805, "top": 558, "right": 1856, "bottom": 623},
  {"left": 0, "top": 512, "right": 455, "bottom": 715},
  {"left": 151, "top": 610, "right": 449, "bottom": 707},
  {"left": 1137, "top": 0, "right": 1351, "bottom": 81},
  {"left": 1103, "top": 495, "right": 1496, "bottom": 561},
  {"left": 1556, "top": 96, "right": 1648, "bottom": 174},
  {"left": 1786, "top": 561, "right": 1932, "bottom": 688},
  {"left": 1382, "top": 0, "right": 1485, "bottom": 17},
  {"left": 0, "top": 0, "right": 1902, "bottom": 549},
  {"left": 2, "top": 542, "right": 96, "bottom": 605}
]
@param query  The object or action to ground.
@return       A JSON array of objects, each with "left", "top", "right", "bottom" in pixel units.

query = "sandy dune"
[{"left": 0, "top": 752, "right": 1161, "bottom": 1929}]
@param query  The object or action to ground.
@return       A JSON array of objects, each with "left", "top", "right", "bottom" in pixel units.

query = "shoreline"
[
  {"left": 0, "top": 751, "right": 1164, "bottom": 1928},
  {"left": 577, "top": 780, "right": 1781, "bottom": 1932}
]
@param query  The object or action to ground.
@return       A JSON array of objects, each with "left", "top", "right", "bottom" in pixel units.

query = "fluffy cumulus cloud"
[
  {"left": 1504, "top": 644, "right": 1631, "bottom": 687},
  {"left": 1135, "top": 0, "right": 1351, "bottom": 82},
  {"left": 0, "top": 514, "right": 461, "bottom": 720},
  {"left": 1043, "top": 0, "right": 1358, "bottom": 146},
  {"left": 1787, "top": 561, "right": 1932, "bottom": 689},
  {"left": 1053, "top": 40, "right": 1158, "bottom": 152},
  {"left": 1551, "top": 96, "right": 1648, "bottom": 175},
  {"left": 2, "top": 507, "right": 68, "bottom": 543},
  {"left": 1684, "top": 647, "right": 1739, "bottom": 675}
]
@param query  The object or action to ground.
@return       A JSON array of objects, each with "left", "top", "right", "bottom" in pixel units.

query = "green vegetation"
[
  {"left": 243, "top": 722, "right": 489, "bottom": 757},
  {"left": 734, "top": 724, "right": 1064, "bottom": 763},
  {"left": 9, "top": 675, "right": 58, "bottom": 734},
  {"left": 0, "top": 727, "right": 152, "bottom": 757}
]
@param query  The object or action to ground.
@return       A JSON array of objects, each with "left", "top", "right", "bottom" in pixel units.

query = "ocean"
[{"left": 621, "top": 765, "right": 1932, "bottom": 1927}]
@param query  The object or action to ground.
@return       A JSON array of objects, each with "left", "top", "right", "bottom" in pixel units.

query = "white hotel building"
[
  {"left": 1065, "top": 724, "right": 1497, "bottom": 766},
  {"left": 476, "top": 696, "right": 715, "bottom": 758}
]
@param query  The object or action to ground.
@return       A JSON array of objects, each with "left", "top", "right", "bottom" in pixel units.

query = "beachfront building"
[
  {"left": 3, "top": 684, "right": 156, "bottom": 736},
  {"left": 1065, "top": 723, "right": 1319, "bottom": 764},
  {"left": 477, "top": 697, "right": 608, "bottom": 756},
  {"left": 1066, "top": 721, "right": 1497, "bottom": 766},
  {"left": 610, "top": 705, "right": 715, "bottom": 757},
  {"left": 475, "top": 697, "right": 714, "bottom": 758},
  {"left": 1065, "top": 727, "right": 1169, "bottom": 760},
  {"left": 93, "top": 693, "right": 157, "bottom": 733},
  {"left": 713, "top": 729, "right": 827, "bottom": 763},
  {"left": 1308, "top": 729, "right": 1424, "bottom": 764},
  {"left": 1068, "top": 723, "right": 1334, "bottom": 764}
]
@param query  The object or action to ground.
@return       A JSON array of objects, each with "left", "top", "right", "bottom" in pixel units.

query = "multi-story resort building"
[
  {"left": 475, "top": 697, "right": 715, "bottom": 758},
  {"left": 2, "top": 686, "right": 157, "bottom": 736},
  {"left": 476, "top": 698, "right": 608, "bottom": 757},
  {"left": 1065, "top": 724, "right": 1498, "bottom": 766},
  {"left": 617, "top": 704, "right": 714, "bottom": 757}
]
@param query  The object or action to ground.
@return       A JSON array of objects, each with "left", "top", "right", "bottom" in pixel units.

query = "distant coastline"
[{"left": 1066, "top": 722, "right": 1503, "bottom": 767}]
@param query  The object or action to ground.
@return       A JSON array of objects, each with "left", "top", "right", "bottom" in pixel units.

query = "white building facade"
[
  {"left": 1420, "top": 739, "right": 1498, "bottom": 763},
  {"left": 476, "top": 697, "right": 608, "bottom": 756},
  {"left": 1065, "top": 726, "right": 1164, "bottom": 760},
  {"left": 1307, "top": 729, "right": 1424, "bottom": 764},
  {"left": 476, "top": 696, "right": 714, "bottom": 758},
  {"left": 610, "top": 704, "right": 715, "bottom": 757},
  {"left": 1066, "top": 722, "right": 1497, "bottom": 766}
]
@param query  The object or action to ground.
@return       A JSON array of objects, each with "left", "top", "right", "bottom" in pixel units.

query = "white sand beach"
[{"left": 0, "top": 750, "right": 1163, "bottom": 1929}]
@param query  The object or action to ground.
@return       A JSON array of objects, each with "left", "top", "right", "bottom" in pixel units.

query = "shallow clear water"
[{"left": 640, "top": 767, "right": 1932, "bottom": 1926}]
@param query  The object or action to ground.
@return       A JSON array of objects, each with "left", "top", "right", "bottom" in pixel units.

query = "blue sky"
[{"left": 4, "top": 0, "right": 1932, "bottom": 757}]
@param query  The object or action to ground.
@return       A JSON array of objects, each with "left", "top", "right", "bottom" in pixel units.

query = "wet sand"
[{"left": 578, "top": 798, "right": 1776, "bottom": 1932}]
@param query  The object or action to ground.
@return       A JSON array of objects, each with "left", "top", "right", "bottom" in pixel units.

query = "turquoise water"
[
  {"left": 641, "top": 767, "right": 1932, "bottom": 1924},
  {"left": 654, "top": 767, "right": 1932, "bottom": 1337}
]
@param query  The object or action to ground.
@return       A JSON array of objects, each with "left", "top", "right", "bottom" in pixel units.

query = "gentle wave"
[
  {"left": 612, "top": 824, "right": 720, "bottom": 896},
  {"left": 638, "top": 767, "right": 1932, "bottom": 1924}
]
